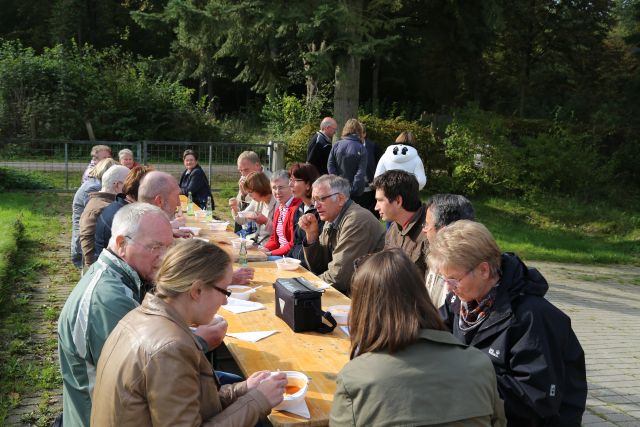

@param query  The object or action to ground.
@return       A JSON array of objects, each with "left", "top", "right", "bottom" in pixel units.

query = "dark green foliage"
[
  {"left": 0, "top": 40, "right": 219, "bottom": 141},
  {"left": 0, "top": 168, "right": 53, "bottom": 192}
]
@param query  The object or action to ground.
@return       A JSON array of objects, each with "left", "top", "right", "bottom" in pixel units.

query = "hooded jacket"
[
  {"left": 440, "top": 253, "right": 587, "bottom": 427},
  {"left": 327, "top": 134, "right": 368, "bottom": 197},
  {"left": 374, "top": 144, "right": 427, "bottom": 190}
]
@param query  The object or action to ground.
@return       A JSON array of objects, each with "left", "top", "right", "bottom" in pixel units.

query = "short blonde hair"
[
  {"left": 155, "top": 239, "right": 231, "bottom": 298},
  {"left": 395, "top": 131, "right": 415, "bottom": 145},
  {"left": 428, "top": 220, "right": 502, "bottom": 278},
  {"left": 88, "top": 158, "right": 118, "bottom": 179},
  {"left": 341, "top": 118, "right": 364, "bottom": 139},
  {"left": 91, "top": 144, "right": 112, "bottom": 156}
]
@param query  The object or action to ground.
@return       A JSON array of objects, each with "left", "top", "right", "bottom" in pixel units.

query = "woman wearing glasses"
[
  {"left": 91, "top": 239, "right": 287, "bottom": 426},
  {"left": 261, "top": 170, "right": 301, "bottom": 259},
  {"left": 429, "top": 221, "right": 586, "bottom": 427},
  {"left": 330, "top": 249, "right": 506, "bottom": 426}
]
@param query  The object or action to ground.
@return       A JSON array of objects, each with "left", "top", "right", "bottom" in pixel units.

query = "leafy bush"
[
  {"left": 0, "top": 168, "right": 52, "bottom": 192},
  {"left": 284, "top": 122, "right": 317, "bottom": 165},
  {"left": 262, "top": 90, "right": 331, "bottom": 139},
  {"left": 0, "top": 40, "right": 219, "bottom": 141}
]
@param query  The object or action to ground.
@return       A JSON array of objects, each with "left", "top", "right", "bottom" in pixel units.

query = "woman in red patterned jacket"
[{"left": 262, "top": 170, "right": 301, "bottom": 259}]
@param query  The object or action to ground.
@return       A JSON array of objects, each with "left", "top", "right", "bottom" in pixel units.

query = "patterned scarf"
[{"left": 458, "top": 286, "right": 498, "bottom": 333}]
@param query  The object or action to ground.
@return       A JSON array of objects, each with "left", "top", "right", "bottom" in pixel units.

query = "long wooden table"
[
  {"left": 222, "top": 261, "right": 351, "bottom": 427},
  {"left": 183, "top": 214, "right": 268, "bottom": 262}
]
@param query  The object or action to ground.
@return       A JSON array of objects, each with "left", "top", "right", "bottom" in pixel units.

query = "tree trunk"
[
  {"left": 371, "top": 55, "right": 380, "bottom": 115},
  {"left": 333, "top": 55, "right": 361, "bottom": 135}
]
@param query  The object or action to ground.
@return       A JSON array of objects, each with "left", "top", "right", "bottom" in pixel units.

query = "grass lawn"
[
  {"left": 473, "top": 194, "right": 640, "bottom": 265},
  {"left": 0, "top": 193, "right": 74, "bottom": 424}
]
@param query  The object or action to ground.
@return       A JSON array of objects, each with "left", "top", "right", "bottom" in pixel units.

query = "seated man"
[
  {"left": 300, "top": 175, "right": 385, "bottom": 294},
  {"left": 137, "top": 170, "right": 191, "bottom": 238},
  {"left": 81, "top": 144, "right": 112, "bottom": 184},
  {"left": 422, "top": 194, "right": 475, "bottom": 307},
  {"left": 430, "top": 220, "right": 587, "bottom": 426},
  {"left": 371, "top": 170, "right": 429, "bottom": 277},
  {"left": 229, "top": 151, "right": 269, "bottom": 225},
  {"left": 58, "top": 203, "right": 229, "bottom": 426}
]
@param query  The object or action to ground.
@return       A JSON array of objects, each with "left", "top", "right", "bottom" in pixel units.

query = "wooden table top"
[
  {"left": 183, "top": 214, "right": 268, "bottom": 262},
  {"left": 222, "top": 261, "right": 351, "bottom": 427}
]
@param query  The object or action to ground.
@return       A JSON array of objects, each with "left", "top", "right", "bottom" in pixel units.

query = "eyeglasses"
[
  {"left": 124, "top": 236, "right": 168, "bottom": 255},
  {"left": 440, "top": 265, "right": 477, "bottom": 292},
  {"left": 353, "top": 253, "right": 373, "bottom": 271},
  {"left": 312, "top": 192, "right": 339, "bottom": 204},
  {"left": 211, "top": 285, "right": 232, "bottom": 297},
  {"left": 271, "top": 186, "right": 289, "bottom": 192},
  {"left": 289, "top": 178, "right": 305, "bottom": 183}
]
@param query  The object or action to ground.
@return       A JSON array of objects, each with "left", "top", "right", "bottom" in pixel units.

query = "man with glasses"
[
  {"left": 299, "top": 175, "right": 384, "bottom": 295},
  {"left": 307, "top": 117, "right": 337, "bottom": 175},
  {"left": 58, "top": 203, "right": 228, "bottom": 426},
  {"left": 422, "top": 194, "right": 475, "bottom": 308}
]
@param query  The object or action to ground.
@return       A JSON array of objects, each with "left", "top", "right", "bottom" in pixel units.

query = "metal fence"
[{"left": 0, "top": 139, "right": 285, "bottom": 191}]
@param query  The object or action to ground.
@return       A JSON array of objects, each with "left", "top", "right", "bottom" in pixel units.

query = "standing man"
[
  {"left": 422, "top": 193, "right": 475, "bottom": 307},
  {"left": 307, "top": 117, "right": 337, "bottom": 175},
  {"left": 299, "top": 175, "right": 384, "bottom": 295},
  {"left": 371, "top": 170, "right": 429, "bottom": 277}
]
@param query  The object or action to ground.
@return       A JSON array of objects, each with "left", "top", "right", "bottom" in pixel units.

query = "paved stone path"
[
  {"left": 531, "top": 261, "right": 640, "bottom": 427},
  {"left": 4, "top": 248, "right": 639, "bottom": 425}
]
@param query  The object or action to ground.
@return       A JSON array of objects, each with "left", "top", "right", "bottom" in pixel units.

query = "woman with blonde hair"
[
  {"left": 232, "top": 171, "right": 277, "bottom": 245},
  {"left": 430, "top": 220, "right": 586, "bottom": 427},
  {"left": 327, "top": 118, "right": 368, "bottom": 198},
  {"left": 91, "top": 239, "right": 287, "bottom": 426},
  {"left": 330, "top": 249, "right": 505, "bottom": 426}
]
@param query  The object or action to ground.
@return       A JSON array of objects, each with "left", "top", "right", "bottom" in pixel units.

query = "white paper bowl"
[
  {"left": 179, "top": 226, "right": 201, "bottom": 236},
  {"left": 327, "top": 305, "right": 350, "bottom": 325},
  {"left": 228, "top": 285, "right": 253, "bottom": 300},
  {"left": 273, "top": 371, "right": 309, "bottom": 411},
  {"left": 275, "top": 257, "right": 302, "bottom": 271},
  {"left": 208, "top": 221, "right": 229, "bottom": 231},
  {"left": 194, "top": 210, "right": 207, "bottom": 218},
  {"left": 231, "top": 238, "right": 254, "bottom": 249}
]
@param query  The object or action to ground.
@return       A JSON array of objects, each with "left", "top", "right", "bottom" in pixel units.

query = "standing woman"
[
  {"left": 179, "top": 149, "right": 213, "bottom": 210},
  {"left": 233, "top": 171, "right": 277, "bottom": 246},
  {"left": 262, "top": 170, "right": 301, "bottom": 259},
  {"left": 91, "top": 239, "right": 287, "bottom": 426},
  {"left": 327, "top": 118, "right": 368, "bottom": 198},
  {"left": 287, "top": 163, "right": 321, "bottom": 266},
  {"left": 330, "top": 249, "right": 506, "bottom": 427}
]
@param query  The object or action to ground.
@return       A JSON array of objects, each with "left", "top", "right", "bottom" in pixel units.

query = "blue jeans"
[
  {"left": 216, "top": 370, "right": 243, "bottom": 385},
  {"left": 267, "top": 255, "right": 283, "bottom": 261}
]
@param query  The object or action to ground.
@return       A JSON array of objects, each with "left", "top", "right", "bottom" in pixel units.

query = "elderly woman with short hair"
[
  {"left": 330, "top": 249, "right": 506, "bottom": 426},
  {"left": 232, "top": 171, "right": 277, "bottom": 245},
  {"left": 118, "top": 148, "right": 139, "bottom": 169},
  {"left": 429, "top": 220, "right": 587, "bottom": 427},
  {"left": 91, "top": 239, "right": 287, "bottom": 426}
]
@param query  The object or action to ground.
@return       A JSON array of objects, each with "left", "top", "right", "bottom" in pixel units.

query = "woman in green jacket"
[{"left": 330, "top": 249, "right": 506, "bottom": 427}]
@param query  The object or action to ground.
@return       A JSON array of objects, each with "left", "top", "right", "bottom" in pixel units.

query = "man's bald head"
[{"left": 138, "top": 171, "right": 180, "bottom": 218}]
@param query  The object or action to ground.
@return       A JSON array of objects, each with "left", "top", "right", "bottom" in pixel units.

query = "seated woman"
[
  {"left": 91, "top": 239, "right": 287, "bottom": 426},
  {"left": 330, "top": 249, "right": 506, "bottom": 427},
  {"left": 118, "top": 148, "right": 139, "bottom": 169},
  {"left": 179, "top": 149, "right": 213, "bottom": 210},
  {"left": 262, "top": 170, "right": 301, "bottom": 260},
  {"left": 287, "top": 163, "right": 322, "bottom": 267},
  {"left": 232, "top": 171, "right": 277, "bottom": 246},
  {"left": 429, "top": 220, "right": 587, "bottom": 427}
]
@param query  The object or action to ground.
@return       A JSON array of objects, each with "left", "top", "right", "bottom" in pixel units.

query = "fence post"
[
  {"left": 270, "top": 140, "right": 285, "bottom": 172},
  {"left": 142, "top": 141, "right": 147, "bottom": 165},
  {"left": 208, "top": 144, "right": 213, "bottom": 186},
  {"left": 64, "top": 142, "right": 69, "bottom": 190},
  {"left": 136, "top": 142, "right": 142, "bottom": 166}
]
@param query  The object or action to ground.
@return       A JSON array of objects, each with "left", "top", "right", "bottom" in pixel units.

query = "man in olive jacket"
[
  {"left": 300, "top": 175, "right": 385, "bottom": 294},
  {"left": 372, "top": 170, "right": 429, "bottom": 277}
]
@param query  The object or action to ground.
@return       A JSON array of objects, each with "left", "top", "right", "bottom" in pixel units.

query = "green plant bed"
[{"left": 474, "top": 194, "right": 640, "bottom": 265}]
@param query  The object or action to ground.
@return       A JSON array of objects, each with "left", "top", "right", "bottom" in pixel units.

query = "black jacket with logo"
[{"left": 440, "top": 253, "right": 587, "bottom": 427}]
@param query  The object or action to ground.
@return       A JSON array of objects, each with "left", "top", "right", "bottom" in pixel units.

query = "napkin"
[
  {"left": 221, "top": 298, "right": 265, "bottom": 314},
  {"left": 276, "top": 398, "right": 311, "bottom": 419},
  {"left": 339, "top": 326, "right": 350, "bottom": 337},
  {"left": 310, "top": 280, "right": 331, "bottom": 290},
  {"left": 226, "top": 330, "right": 277, "bottom": 342}
]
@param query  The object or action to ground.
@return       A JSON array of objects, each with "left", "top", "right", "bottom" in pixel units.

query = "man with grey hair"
[
  {"left": 79, "top": 165, "right": 130, "bottom": 267},
  {"left": 59, "top": 203, "right": 175, "bottom": 426},
  {"left": 422, "top": 193, "right": 475, "bottom": 307},
  {"left": 230, "top": 151, "right": 269, "bottom": 232},
  {"left": 299, "top": 174, "right": 384, "bottom": 294},
  {"left": 307, "top": 117, "right": 337, "bottom": 175}
]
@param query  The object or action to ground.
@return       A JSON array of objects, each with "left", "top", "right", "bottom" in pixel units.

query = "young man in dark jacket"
[{"left": 430, "top": 220, "right": 587, "bottom": 427}]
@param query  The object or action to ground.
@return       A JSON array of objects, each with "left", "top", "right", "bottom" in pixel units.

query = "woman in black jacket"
[
  {"left": 179, "top": 149, "right": 213, "bottom": 210},
  {"left": 429, "top": 220, "right": 587, "bottom": 427}
]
